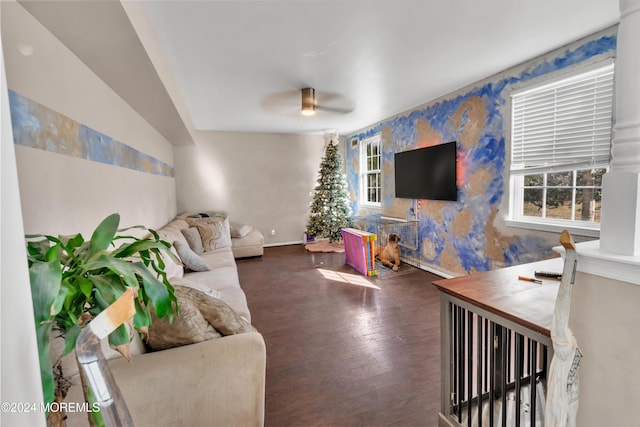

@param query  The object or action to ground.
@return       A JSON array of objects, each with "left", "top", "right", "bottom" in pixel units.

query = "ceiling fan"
[
  {"left": 301, "top": 87, "right": 317, "bottom": 116},
  {"left": 261, "top": 88, "right": 354, "bottom": 117},
  {"left": 300, "top": 87, "right": 353, "bottom": 116}
]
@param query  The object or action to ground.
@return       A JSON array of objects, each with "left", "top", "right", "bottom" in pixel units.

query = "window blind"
[{"left": 511, "top": 62, "right": 614, "bottom": 174}]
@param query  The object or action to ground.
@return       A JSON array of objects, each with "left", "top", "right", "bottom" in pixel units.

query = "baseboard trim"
[
  {"left": 438, "top": 413, "right": 460, "bottom": 427},
  {"left": 263, "top": 240, "right": 304, "bottom": 248},
  {"left": 419, "top": 264, "right": 455, "bottom": 279}
]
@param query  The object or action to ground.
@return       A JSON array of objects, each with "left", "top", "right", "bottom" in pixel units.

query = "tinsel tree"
[{"left": 306, "top": 140, "right": 353, "bottom": 242}]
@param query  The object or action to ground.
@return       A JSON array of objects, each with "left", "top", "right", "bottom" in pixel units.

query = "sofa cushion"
[
  {"left": 185, "top": 248, "right": 240, "bottom": 291},
  {"left": 186, "top": 216, "right": 232, "bottom": 251},
  {"left": 158, "top": 224, "right": 189, "bottom": 247},
  {"left": 200, "top": 247, "right": 238, "bottom": 270},
  {"left": 174, "top": 241, "right": 210, "bottom": 272},
  {"left": 182, "top": 227, "right": 204, "bottom": 254},
  {"left": 216, "top": 287, "right": 251, "bottom": 322},
  {"left": 185, "top": 265, "right": 240, "bottom": 292},
  {"left": 230, "top": 222, "right": 253, "bottom": 238},
  {"left": 166, "top": 218, "right": 190, "bottom": 231},
  {"left": 147, "top": 285, "right": 256, "bottom": 351}
]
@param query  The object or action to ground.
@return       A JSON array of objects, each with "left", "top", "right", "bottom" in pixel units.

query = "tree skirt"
[{"left": 305, "top": 240, "right": 345, "bottom": 253}]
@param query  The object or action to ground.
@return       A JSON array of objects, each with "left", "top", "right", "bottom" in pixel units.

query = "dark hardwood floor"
[{"left": 237, "top": 244, "right": 443, "bottom": 426}]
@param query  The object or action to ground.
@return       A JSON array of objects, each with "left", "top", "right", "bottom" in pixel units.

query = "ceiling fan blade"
[
  {"left": 261, "top": 89, "right": 301, "bottom": 116},
  {"left": 315, "top": 90, "right": 355, "bottom": 114},
  {"left": 316, "top": 105, "right": 355, "bottom": 114},
  {"left": 262, "top": 88, "right": 354, "bottom": 116}
]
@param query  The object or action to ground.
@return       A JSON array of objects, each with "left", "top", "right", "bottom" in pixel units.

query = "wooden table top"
[{"left": 432, "top": 258, "right": 564, "bottom": 337}]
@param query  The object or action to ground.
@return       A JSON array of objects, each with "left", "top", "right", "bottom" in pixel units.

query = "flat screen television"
[{"left": 394, "top": 141, "right": 458, "bottom": 201}]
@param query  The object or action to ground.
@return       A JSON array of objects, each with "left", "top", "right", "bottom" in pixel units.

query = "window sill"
[{"left": 504, "top": 218, "right": 600, "bottom": 238}]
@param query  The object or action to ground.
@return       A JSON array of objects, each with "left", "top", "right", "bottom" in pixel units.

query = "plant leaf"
[
  {"left": 81, "top": 255, "right": 140, "bottom": 289},
  {"left": 110, "top": 238, "right": 170, "bottom": 260},
  {"left": 64, "top": 309, "right": 79, "bottom": 329},
  {"left": 29, "top": 260, "right": 62, "bottom": 406},
  {"left": 61, "top": 278, "right": 82, "bottom": 313},
  {"left": 133, "top": 298, "right": 151, "bottom": 330},
  {"left": 86, "top": 385, "right": 107, "bottom": 427},
  {"left": 52, "top": 283, "right": 69, "bottom": 316},
  {"left": 108, "top": 323, "right": 130, "bottom": 348},
  {"left": 35, "top": 323, "right": 55, "bottom": 405},
  {"left": 89, "top": 275, "right": 125, "bottom": 305},
  {"left": 45, "top": 244, "right": 60, "bottom": 263},
  {"left": 60, "top": 233, "right": 85, "bottom": 252},
  {"left": 62, "top": 324, "right": 81, "bottom": 356},
  {"left": 26, "top": 238, "right": 50, "bottom": 262},
  {"left": 88, "top": 213, "right": 120, "bottom": 257},
  {"left": 78, "top": 277, "right": 94, "bottom": 297},
  {"left": 131, "top": 263, "right": 176, "bottom": 319},
  {"left": 30, "top": 261, "right": 62, "bottom": 321},
  {"left": 115, "top": 224, "right": 147, "bottom": 234},
  {"left": 93, "top": 286, "right": 114, "bottom": 310}
]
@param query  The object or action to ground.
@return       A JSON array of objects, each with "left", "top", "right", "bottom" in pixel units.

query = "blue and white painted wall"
[
  {"left": 9, "top": 91, "right": 174, "bottom": 178},
  {"left": 345, "top": 28, "right": 616, "bottom": 277}
]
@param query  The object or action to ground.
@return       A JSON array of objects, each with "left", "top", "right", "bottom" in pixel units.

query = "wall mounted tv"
[{"left": 394, "top": 141, "right": 458, "bottom": 201}]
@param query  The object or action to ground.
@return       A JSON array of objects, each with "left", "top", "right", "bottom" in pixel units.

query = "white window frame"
[
  {"left": 506, "top": 60, "right": 615, "bottom": 237},
  {"left": 360, "top": 134, "right": 382, "bottom": 208}
]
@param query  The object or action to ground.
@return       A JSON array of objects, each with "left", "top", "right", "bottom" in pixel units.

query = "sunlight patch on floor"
[{"left": 316, "top": 268, "right": 380, "bottom": 289}]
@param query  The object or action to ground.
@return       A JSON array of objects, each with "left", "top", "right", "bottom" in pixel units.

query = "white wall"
[
  {"left": 570, "top": 273, "right": 640, "bottom": 426},
  {"left": 175, "top": 131, "right": 325, "bottom": 245},
  {"left": 1, "top": 2, "right": 177, "bottom": 235},
  {"left": 0, "top": 4, "right": 46, "bottom": 424}
]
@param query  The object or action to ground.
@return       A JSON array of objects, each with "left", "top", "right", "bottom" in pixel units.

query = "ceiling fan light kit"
[{"left": 301, "top": 87, "right": 316, "bottom": 116}]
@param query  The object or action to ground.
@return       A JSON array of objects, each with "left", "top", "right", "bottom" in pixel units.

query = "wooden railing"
[{"left": 433, "top": 258, "right": 564, "bottom": 427}]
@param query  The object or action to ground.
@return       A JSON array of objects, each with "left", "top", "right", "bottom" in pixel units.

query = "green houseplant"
[{"left": 26, "top": 213, "right": 178, "bottom": 424}]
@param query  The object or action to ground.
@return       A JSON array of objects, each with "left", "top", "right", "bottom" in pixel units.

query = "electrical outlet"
[{"left": 270, "top": 229, "right": 276, "bottom": 236}]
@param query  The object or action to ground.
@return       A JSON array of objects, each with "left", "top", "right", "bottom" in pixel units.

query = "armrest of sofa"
[{"left": 107, "top": 332, "right": 266, "bottom": 427}]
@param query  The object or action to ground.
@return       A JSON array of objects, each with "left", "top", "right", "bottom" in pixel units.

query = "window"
[
  {"left": 360, "top": 135, "right": 381, "bottom": 206},
  {"left": 508, "top": 61, "right": 614, "bottom": 236}
]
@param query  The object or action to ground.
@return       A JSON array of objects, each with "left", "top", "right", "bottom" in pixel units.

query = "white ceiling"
[{"left": 19, "top": 0, "right": 620, "bottom": 140}]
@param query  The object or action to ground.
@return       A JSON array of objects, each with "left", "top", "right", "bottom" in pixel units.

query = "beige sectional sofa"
[
  {"left": 231, "top": 226, "right": 264, "bottom": 258},
  {"left": 62, "top": 215, "right": 266, "bottom": 426}
]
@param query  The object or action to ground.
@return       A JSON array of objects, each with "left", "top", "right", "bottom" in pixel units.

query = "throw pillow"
[
  {"left": 188, "top": 217, "right": 232, "bottom": 251},
  {"left": 230, "top": 222, "right": 253, "bottom": 238},
  {"left": 158, "top": 244, "right": 184, "bottom": 279},
  {"left": 147, "top": 285, "right": 257, "bottom": 351},
  {"left": 158, "top": 225, "right": 188, "bottom": 248},
  {"left": 173, "top": 241, "right": 210, "bottom": 272},
  {"left": 181, "top": 227, "right": 204, "bottom": 254}
]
